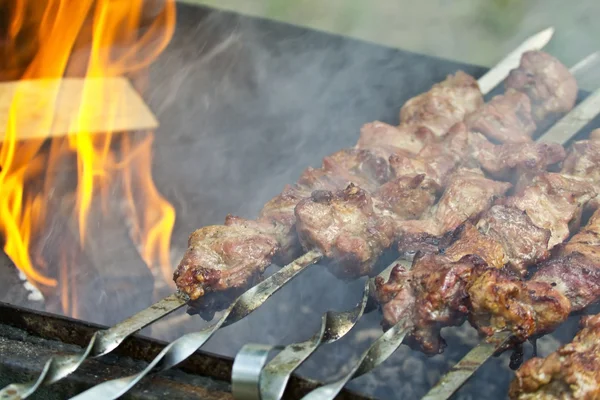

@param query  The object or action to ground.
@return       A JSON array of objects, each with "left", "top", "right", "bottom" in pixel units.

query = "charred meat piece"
[
  {"left": 476, "top": 205, "right": 550, "bottom": 276},
  {"left": 505, "top": 50, "right": 578, "bottom": 122},
  {"left": 376, "top": 236, "right": 490, "bottom": 354},
  {"left": 407, "top": 253, "right": 483, "bottom": 354},
  {"left": 397, "top": 168, "right": 511, "bottom": 254},
  {"left": 375, "top": 264, "right": 415, "bottom": 328},
  {"left": 399, "top": 71, "right": 484, "bottom": 138},
  {"left": 173, "top": 225, "right": 279, "bottom": 300},
  {"left": 467, "top": 265, "right": 571, "bottom": 340},
  {"left": 509, "top": 314, "right": 600, "bottom": 400},
  {"left": 295, "top": 184, "right": 395, "bottom": 278},
  {"left": 465, "top": 89, "right": 537, "bottom": 144}
]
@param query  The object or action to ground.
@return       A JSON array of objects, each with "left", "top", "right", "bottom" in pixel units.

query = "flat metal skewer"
[
  {"left": 231, "top": 260, "right": 407, "bottom": 400},
  {"left": 0, "top": 26, "right": 555, "bottom": 400},
  {"left": 298, "top": 58, "right": 600, "bottom": 400},
  {"left": 69, "top": 251, "right": 322, "bottom": 400}
]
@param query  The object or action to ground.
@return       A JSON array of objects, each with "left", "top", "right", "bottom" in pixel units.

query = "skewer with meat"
[
  {"left": 174, "top": 71, "right": 485, "bottom": 303},
  {"left": 174, "top": 51, "right": 574, "bottom": 315},
  {"left": 467, "top": 136, "right": 600, "bottom": 341},
  {"left": 509, "top": 313, "right": 600, "bottom": 400},
  {"left": 375, "top": 137, "right": 598, "bottom": 354}
]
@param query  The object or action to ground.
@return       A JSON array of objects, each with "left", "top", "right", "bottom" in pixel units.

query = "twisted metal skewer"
[
  {"left": 0, "top": 292, "right": 187, "bottom": 400},
  {"left": 68, "top": 250, "right": 322, "bottom": 400},
  {"left": 231, "top": 260, "right": 407, "bottom": 400}
]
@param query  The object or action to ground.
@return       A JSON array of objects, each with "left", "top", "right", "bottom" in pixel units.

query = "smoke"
[{"left": 4, "top": 1, "right": 598, "bottom": 398}]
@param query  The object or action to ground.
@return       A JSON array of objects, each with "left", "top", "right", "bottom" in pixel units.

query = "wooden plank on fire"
[{"left": 0, "top": 77, "right": 158, "bottom": 141}]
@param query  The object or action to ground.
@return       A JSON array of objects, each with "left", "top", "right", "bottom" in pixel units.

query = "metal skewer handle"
[
  {"left": 69, "top": 251, "right": 322, "bottom": 400},
  {"left": 230, "top": 259, "right": 405, "bottom": 400},
  {"left": 0, "top": 292, "right": 188, "bottom": 400}
]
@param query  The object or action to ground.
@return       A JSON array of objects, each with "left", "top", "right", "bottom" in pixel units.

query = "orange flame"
[{"left": 0, "top": 0, "right": 176, "bottom": 317}]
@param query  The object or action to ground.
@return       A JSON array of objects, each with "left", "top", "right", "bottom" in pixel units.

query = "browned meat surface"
[
  {"left": 562, "top": 139, "right": 600, "bottom": 185},
  {"left": 465, "top": 89, "right": 536, "bottom": 144},
  {"left": 591, "top": 129, "right": 600, "bottom": 141},
  {"left": 389, "top": 122, "right": 469, "bottom": 188},
  {"left": 322, "top": 148, "right": 391, "bottom": 189},
  {"left": 503, "top": 173, "right": 597, "bottom": 248},
  {"left": 375, "top": 263, "right": 415, "bottom": 328},
  {"left": 174, "top": 225, "right": 279, "bottom": 300},
  {"left": 476, "top": 205, "right": 550, "bottom": 275},
  {"left": 397, "top": 168, "right": 511, "bottom": 254},
  {"left": 374, "top": 174, "right": 438, "bottom": 220},
  {"left": 467, "top": 131, "right": 566, "bottom": 182},
  {"left": 295, "top": 184, "right": 395, "bottom": 278},
  {"left": 406, "top": 253, "right": 479, "bottom": 353},
  {"left": 467, "top": 265, "right": 571, "bottom": 340},
  {"left": 377, "top": 229, "right": 493, "bottom": 354},
  {"left": 399, "top": 71, "right": 484, "bottom": 138},
  {"left": 356, "top": 121, "right": 426, "bottom": 155},
  {"left": 509, "top": 314, "right": 600, "bottom": 400},
  {"left": 468, "top": 208, "right": 600, "bottom": 341},
  {"left": 505, "top": 50, "right": 578, "bottom": 122}
]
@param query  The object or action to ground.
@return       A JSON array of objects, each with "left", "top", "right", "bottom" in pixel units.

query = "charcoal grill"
[{"left": 2, "top": 3, "right": 600, "bottom": 400}]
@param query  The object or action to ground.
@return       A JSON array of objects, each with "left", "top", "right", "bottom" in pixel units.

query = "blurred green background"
[{"left": 179, "top": 0, "right": 599, "bottom": 88}]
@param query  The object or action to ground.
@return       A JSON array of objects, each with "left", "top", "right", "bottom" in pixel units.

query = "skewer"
[
  {"left": 0, "top": 27, "right": 555, "bottom": 400},
  {"left": 298, "top": 61, "right": 600, "bottom": 400},
  {"left": 477, "top": 27, "right": 554, "bottom": 94},
  {"left": 69, "top": 251, "right": 322, "bottom": 400},
  {"left": 420, "top": 87, "right": 600, "bottom": 400},
  {"left": 231, "top": 260, "right": 408, "bottom": 400}
]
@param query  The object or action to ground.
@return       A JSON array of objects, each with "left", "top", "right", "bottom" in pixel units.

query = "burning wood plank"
[{"left": 0, "top": 77, "right": 158, "bottom": 141}]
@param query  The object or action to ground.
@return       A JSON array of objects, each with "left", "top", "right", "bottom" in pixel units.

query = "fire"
[{"left": 0, "top": 0, "right": 176, "bottom": 317}]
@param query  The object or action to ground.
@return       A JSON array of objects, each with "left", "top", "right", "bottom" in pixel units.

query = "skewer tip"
[
  {"left": 570, "top": 51, "right": 600, "bottom": 74},
  {"left": 527, "top": 27, "right": 554, "bottom": 50}
]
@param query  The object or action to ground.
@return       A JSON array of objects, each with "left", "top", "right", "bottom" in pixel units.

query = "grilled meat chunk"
[
  {"left": 389, "top": 122, "right": 469, "bottom": 188},
  {"left": 399, "top": 71, "right": 484, "bottom": 138},
  {"left": 357, "top": 121, "right": 426, "bottom": 155},
  {"left": 476, "top": 205, "right": 551, "bottom": 275},
  {"left": 295, "top": 184, "right": 395, "bottom": 278},
  {"left": 374, "top": 174, "right": 438, "bottom": 220},
  {"left": 174, "top": 225, "right": 279, "bottom": 300},
  {"left": 323, "top": 148, "right": 391, "bottom": 189},
  {"left": 465, "top": 89, "right": 536, "bottom": 144},
  {"left": 406, "top": 253, "right": 479, "bottom": 354},
  {"left": 503, "top": 173, "right": 597, "bottom": 248},
  {"left": 377, "top": 228, "right": 494, "bottom": 354},
  {"left": 467, "top": 131, "right": 566, "bottom": 182},
  {"left": 375, "top": 263, "right": 416, "bottom": 330},
  {"left": 562, "top": 139, "right": 600, "bottom": 186},
  {"left": 509, "top": 314, "right": 600, "bottom": 400},
  {"left": 396, "top": 168, "right": 511, "bottom": 254},
  {"left": 468, "top": 208, "right": 600, "bottom": 341},
  {"left": 467, "top": 266, "right": 571, "bottom": 340},
  {"left": 505, "top": 50, "right": 578, "bottom": 122}
]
